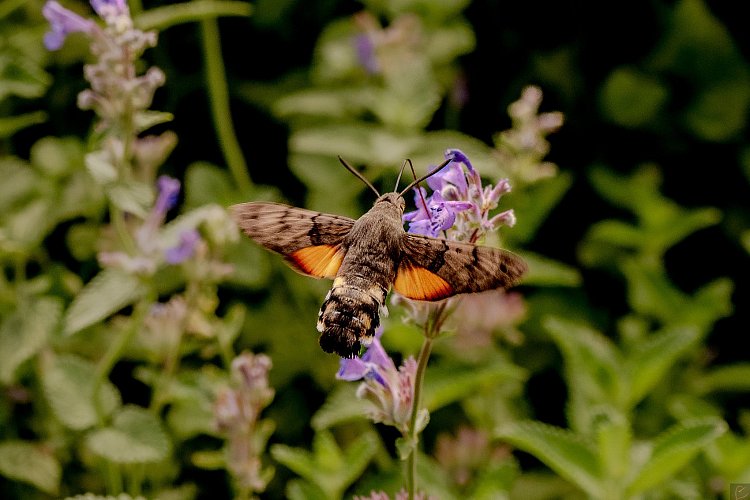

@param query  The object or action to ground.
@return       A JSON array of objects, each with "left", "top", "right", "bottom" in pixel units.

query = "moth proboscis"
[{"left": 230, "top": 157, "right": 527, "bottom": 358}]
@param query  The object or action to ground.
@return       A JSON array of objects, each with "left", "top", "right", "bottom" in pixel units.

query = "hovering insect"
[{"left": 230, "top": 157, "right": 527, "bottom": 358}]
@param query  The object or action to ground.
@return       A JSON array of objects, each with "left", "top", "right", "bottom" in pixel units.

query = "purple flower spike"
[
  {"left": 165, "top": 229, "right": 201, "bottom": 264},
  {"left": 42, "top": 1, "right": 95, "bottom": 50}
]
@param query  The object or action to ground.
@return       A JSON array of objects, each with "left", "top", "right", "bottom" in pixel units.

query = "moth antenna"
[
  {"left": 393, "top": 159, "right": 409, "bottom": 192},
  {"left": 399, "top": 158, "right": 452, "bottom": 196},
  {"left": 338, "top": 156, "right": 381, "bottom": 197},
  {"left": 403, "top": 159, "right": 432, "bottom": 222}
]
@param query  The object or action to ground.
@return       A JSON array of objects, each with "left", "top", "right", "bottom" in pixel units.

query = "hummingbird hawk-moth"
[{"left": 230, "top": 157, "right": 527, "bottom": 358}]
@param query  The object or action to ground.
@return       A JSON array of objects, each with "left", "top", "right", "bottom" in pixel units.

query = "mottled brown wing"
[
  {"left": 230, "top": 202, "right": 356, "bottom": 279},
  {"left": 393, "top": 234, "right": 527, "bottom": 301}
]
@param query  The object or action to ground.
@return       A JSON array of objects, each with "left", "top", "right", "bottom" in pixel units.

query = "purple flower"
[
  {"left": 444, "top": 148, "right": 475, "bottom": 173},
  {"left": 155, "top": 175, "right": 180, "bottom": 216},
  {"left": 354, "top": 34, "right": 379, "bottom": 74},
  {"left": 403, "top": 189, "right": 472, "bottom": 237},
  {"left": 165, "top": 229, "right": 201, "bottom": 264},
  {"left": 42, "top": 1, "right": 96, "bottom": 50},
  {"left": 337, "top": 334, "right": 417, "bottom": 433}
]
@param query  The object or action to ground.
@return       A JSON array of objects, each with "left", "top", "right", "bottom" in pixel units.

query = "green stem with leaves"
[{"left": 199, "top": 17, "right": 252, "bottom": 193}]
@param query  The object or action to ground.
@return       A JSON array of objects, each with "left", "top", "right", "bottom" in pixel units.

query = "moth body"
[
  {"left": 317, "top": 193, "right": 405, "bottom": 356},
  {"left": 230, "top": 182, "right": 527, "bottom": 358}
]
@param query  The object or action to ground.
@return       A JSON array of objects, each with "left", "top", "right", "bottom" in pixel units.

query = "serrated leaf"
[
  {"left": 0, "top": 440, "right": 61, "bottom": 495},
  {"left": 86, "top": 406, "right": 172, "bottom": 464},
  {"left": 624, "top": 325, "right": 700, "bottom": 407},
  {"left": 543, "top": 316, "right": 624, "bottom": 408},
  {"left": 626, "top": 417, "right": 726, "bottom": 495},
  {"left": 63, "top": 269, "right": 147, "bottom": 336},
  {"left": 496, "top": 421, "right": 602, "bottom": 498},
  {"left": 42, "top": 354, "right": 120, "bottom": 430},
  {"left": 0, "top": 297, "right": 62, "bottom": 384}
]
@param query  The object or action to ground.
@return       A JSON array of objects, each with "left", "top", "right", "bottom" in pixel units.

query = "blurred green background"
[{"left": 2, "top": 0, "right": 749, "bottom": 498}]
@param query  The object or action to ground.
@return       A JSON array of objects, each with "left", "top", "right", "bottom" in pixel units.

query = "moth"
[{"left": 230, "top": 157, "right": 527, "bottom": 358}]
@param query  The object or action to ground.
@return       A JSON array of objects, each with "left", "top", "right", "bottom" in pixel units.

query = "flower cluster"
[
  {"left": 98, "top": 176, "right": 202, "bottom": 275},
  {"left": 354, "top": 489, "right": 434, "bottom": 500},
  {"left": 434, "top": 426, "right": 511, "bottom": 487},
  {"left": 404, "top": 149, "right": 516, "bottom": 243},
  {"left": 337, "top": 331, "right": 425, "bottom": 435},
  {"left": 494, "top": 85, "right": 564, "bottom": 183},
  {"left": 214, "top": 352, "right": 275, "bottom": 493},
  {"left": 352, "top": 11, "right": 422, "bottom": 77}
]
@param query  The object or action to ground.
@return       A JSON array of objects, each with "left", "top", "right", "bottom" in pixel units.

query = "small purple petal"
[
  {"left": 165, "top": 229, "right": 200, "bottom": 264},
  {"left": 155, "top": 175, "right": 180, "bottom": 215},
  {"left": 427, "top": 162, "right": 468, "bottom": 197},
  {"left": 337, "top": 357, "right": 369, "bottom": 381},
  {"left": 445, "top": 148, "right": 475, "bottom": 173},
  {"left": 42, "top": 0, "right": 95, "bottom": 50},
  {"left": 354, "top": 34, "right": 379, "bottom": 74},
  {"left": 361, "top": 337, "right": 395, "bottom": 372}
]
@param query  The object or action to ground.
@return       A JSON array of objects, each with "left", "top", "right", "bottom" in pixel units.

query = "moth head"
[{"left": 377, "top": 192, "right": 406, "bottom": 214}]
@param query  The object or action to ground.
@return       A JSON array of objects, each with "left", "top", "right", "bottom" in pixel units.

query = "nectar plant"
[{"left": 338, "top": 147, "right": 522, "bottom": 499}]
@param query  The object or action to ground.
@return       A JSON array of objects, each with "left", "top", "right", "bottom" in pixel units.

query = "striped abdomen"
[{"left": 317, "top": 274, "right": 389, "bottom": 358}]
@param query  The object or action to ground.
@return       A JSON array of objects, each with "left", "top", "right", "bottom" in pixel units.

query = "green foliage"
[
  {"left": 271, "top": 429, "right": 378, "bottom": 500},
  {"left": 2, "top": 0, "right": 747, "bottom": 498},
  {"left": 0, "top": 440, "right": 61, "bottom": 495}
]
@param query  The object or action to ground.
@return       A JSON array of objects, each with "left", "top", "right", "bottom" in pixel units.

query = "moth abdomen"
[{"left": 317, "top": 281, "right": 383, "bottom": 358}]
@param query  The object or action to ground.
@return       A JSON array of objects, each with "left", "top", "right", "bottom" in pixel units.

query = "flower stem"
[
  {"left": 94, "top": 296, "right": 153, "bottom": 421},
  {"left": 199, "top": 18, "right": 252, "bottom": 193},
  {"left": 406, "top": 302, "right": 447, "bottom": 500}
]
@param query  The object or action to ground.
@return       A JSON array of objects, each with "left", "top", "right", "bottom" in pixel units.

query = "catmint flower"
[
  {"left": 403, "top": 189, "right": 472, "bottom": 237},
  {"left": 136, "top": 175, "right": 180, "bottom": 251},
  {"left": 403, "top": 149, "right": 515, "bottom": 243},
  {"left": 90, "top": 0, "right": 129, "bottom": 19},
  {"left": 435, "top": 426, "right": 511, "bottom": 487},
  {"left": 214, "top": 352, "right": 274, "bottom": 493},
  {"left": 337, "top": 333, "right": 421, "bottom": 434},
  {"left": 42, "top": 1, "right": 96, "bottom": 50},
  {"left": 165, "top": 229, "right": 201, "bottom": 264}
]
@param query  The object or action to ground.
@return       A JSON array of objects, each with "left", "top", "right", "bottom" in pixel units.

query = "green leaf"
[
  {"left": 311, "top": 383, "right": 374, "bottom": 430},
  {"left": 85, "top": 150, "right": 118, "bottom": 185},
  {"left": 0, "top": 440, "right": 61, "bottom": 495},
  {"left": 520, "top": 251, "right": 582, "bottom": 287},
  {"left": 599, "top": 67, "right": 668, "bottom": 127},
  {"left": 133, "top": 111, "right": 174, "bottom": 134},
  {"left": 0, "top": 297, "right": 62, "bottom": 384},
  {"left": 30, "top": 136, "right": 85, "bottom": 178},
  {"left": 543, "top": 317, "right": 624, "bottom": 408},
  {"left": 691, "top": 363, "right": 750, "bottom": 394},
  {"left": 496, "top": 421, "right": 602, "bottom": 498},
  {"left": 624, "top": 325, "right": 700, "bottom": 407},
  {"left": 0, "top": 111, "right": 47, "bottom": 139},
  {"left": 107, "top": 180, "right": 154, "bottom": 219},
  {"left": 63, "top": 269, "right": 147, "bottom": 336},
  {"left": 626, "top": 417, "right": 726, "bottom": 495},
  {"left": 184, "top": 162, "right": 237, "bottom": 209},
  {"left": 0, "top": 156, "right": 37, "bottom": 212},
  {"left": 423, "top": 360, "right": 527, "bottom": 412},
  {"left": 42, "top": 354, "right": 120, "bottom": 430},
  {"left": 596, "top": 418, "right": 632, "bottom": 481},
  {"left": 135, "top": 0, "right": 252, "bottom": 31},
  {"left": 86, "top": 406, "right": 172, "bottom": 464},
  {"left": 286, "top": 479, "right": 328, "bottom": 500}
]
